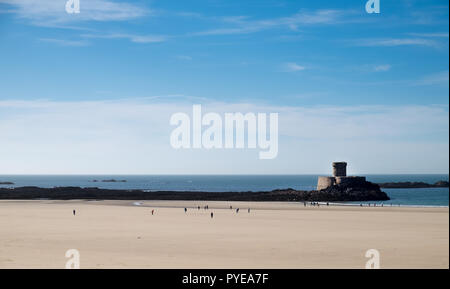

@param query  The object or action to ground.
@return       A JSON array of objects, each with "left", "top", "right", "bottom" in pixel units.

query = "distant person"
[
  {"left": 73, "top": 210, "right": 76, "bottom": 216},
  {"left": 184, "top": 208, "right": 187, "bottom": 213},
  {"left": 326, "top": 202, "right": 329, "bottom": 206},
  {"left": 151, "top": 209, "right": 154, "bottom": 215},
  {"left": 230, "top": 205, "right": 233, "bottom": 210},
  {"left": 248, "top": 208, "right": 250, "bottom": 213},
  {"left": 198, "top": 206, "right": 200, "bottom": 210},
  {"left": 304, "top": 202, "right": 307, "bottom": 207},
  {"left": 236, "top": 208, "right": 239, "bottom": 213},
  {"left": 211, "top": 212, "right": 214, "bottom": 218}
]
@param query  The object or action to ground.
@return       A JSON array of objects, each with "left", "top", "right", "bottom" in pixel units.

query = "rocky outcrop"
[
  {"left": 0, "top": 183, "right": 389, "bottom": 202},
  {"left": 315, "top": 181, "right": 389, "bottom": 201},
  {"left": 377, "top": 181, "right": 449, "bottom": 188},
  {"left": 91, "top": 179, "right": 127, "bottom": 183}
]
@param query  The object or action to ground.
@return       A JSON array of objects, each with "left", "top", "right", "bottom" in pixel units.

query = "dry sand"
[{"left": 0, "top": 200, "right": 448, "bottom": 269}]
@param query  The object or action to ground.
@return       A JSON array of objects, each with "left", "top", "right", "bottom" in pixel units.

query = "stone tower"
[
  {"left": 317, "top": 162, "right": 366, "bottom": 190},
  {"left": 332, "top": 162, "right": 347, "bottom": 177}
]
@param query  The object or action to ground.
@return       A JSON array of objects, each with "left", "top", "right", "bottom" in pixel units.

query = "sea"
[{"left": 0, "top": 174, "right": 448, "bottom": 207}]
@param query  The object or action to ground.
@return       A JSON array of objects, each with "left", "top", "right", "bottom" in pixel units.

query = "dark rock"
[
  {"left": 377, "top": 181, "right": 449, "bottom": 188},
  {"left": 101, "top": 179, "right": 127, "bottom": 183},
  {"left": 315, "top": 181, "right": 389, "bottom": 201},
  {"left": 0, "top": 182, "right": 390, "bottom": 202},
  {"left": 434, "top": 181, "right": 449, "bottom": 187}
]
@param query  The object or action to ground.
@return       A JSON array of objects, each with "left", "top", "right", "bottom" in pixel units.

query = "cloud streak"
[
  {"left": 282, "top": 62, "right": 306, "bottom": 72},
  {"left": 373, "top": 64, "right": 391, "bottom": 72},
  {"left": 408, "top": 32, "right": 449, "bottom": 38},
  {"left": 0, "top": 99, "right": 447, "bottom": 174},
  {"left": 354, "top": 38, "right": 440, "bottom": 47},
  {"left": 81, "top": 33, "right": 168, "bottom": 43},
  {"left": 193, "top": 9, "right": 357, "bottom": 36},
  {"left": 0, "top": 0, "right": 149, "bottom": 25},
  {"left": 39, "top": 37, "right": 89, "bottom": 46}
]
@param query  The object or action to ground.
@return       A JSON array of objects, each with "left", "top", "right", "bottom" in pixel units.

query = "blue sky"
[{"left": 0, "top": 0, "right": 448, "bottom": 174}]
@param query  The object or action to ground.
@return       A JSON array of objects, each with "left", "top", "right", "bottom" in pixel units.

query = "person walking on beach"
[
  {"left": 151, "top": 209, "right": 154, "bottom": 215},
  {"left": 236, "top": 208, "right": 239, "bottom": 213},
  {"left": 211, "top": 212, "right": 214, "bottom": 218},
  {"left": 73, "top": 209, "right": 76, "bottom": 216},
  {"left": 184, "top": 208, "right": 187, "bottom": 213},
  {"left": 248, "top": 208, "right": 250, "bottom": 213}
]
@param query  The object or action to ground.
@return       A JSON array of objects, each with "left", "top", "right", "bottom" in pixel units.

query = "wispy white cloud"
[
  {"left": 176, "top": 55, "right": 193, "bottom": 61},
  {"left": 0, "top": 99, "right": 447, "bottom": 174},
  {"left": 373, "top": 64, "right": 391, "bottom": 72},
  {"left": 282, "top": 62, "right": 306, "bottom": 72},
  {"left": 0, "top": 0, "right": 149, "bottom": 25},
  {"left": 39, "top": 37, "right": 89, "bottom": 46},
  {"left": 82, "top": 33, "right": 167, "bottom": 43},
  {"left": 194, "top": 9, "right": 356, "bottom": 36},
  {"left": 408, "top": 32, "right": 449, "bottom": 38},
  {"left": 354, "top": 38, "right": 440, "bottom": 47},
  {"left": 0, "top": 0, "right": 159, "bottom": 44}
]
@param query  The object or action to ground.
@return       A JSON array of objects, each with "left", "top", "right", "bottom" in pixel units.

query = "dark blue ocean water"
[{"left": 0, "top": 175, "right": 448, "bottom": 206}]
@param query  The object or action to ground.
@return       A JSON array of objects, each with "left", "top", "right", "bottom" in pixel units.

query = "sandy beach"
[{"left": 0, "top": 200, "right": 448, "bottom": 269}]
